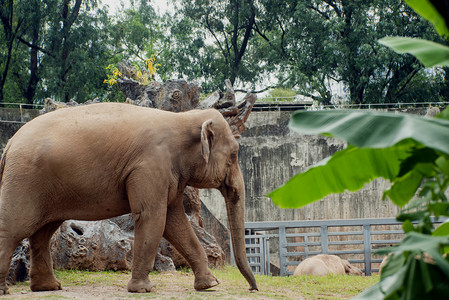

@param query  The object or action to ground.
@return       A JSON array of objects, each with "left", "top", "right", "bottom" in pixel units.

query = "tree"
[
  {"left": 40, "top": 0, "right": 111, "bottom": 102},
  {"left": 0, "top": 0, "right": 113, "bottom": 104},
  {"left": 258, "top": 0, "right": 446, "bottom": 105},
  {"left": 171, "top": 0, "right": 268, "bottom": 92},
  {"left": 0, "top": 0, "right": 26, "bottom": 102}
]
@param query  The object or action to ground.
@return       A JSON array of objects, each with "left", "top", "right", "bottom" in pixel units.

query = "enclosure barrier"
[
  {"left": 0, "top": 102, "right": 43, "bottom": 123},
  {"left": 235, "top": 218, "right": 446, "bottom": 276},
  {"left": 251, "top": 101, "right": 449, "bottom": 112}
]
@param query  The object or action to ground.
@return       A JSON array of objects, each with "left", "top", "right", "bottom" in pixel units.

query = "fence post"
[
  {"left": 279, "top": 226, "right": 288, "bottom": 276},
  {"left": 363, "top": 224, "right": 372, "bottom": 276},
  {"left": 321, "top": 225, "right": 329, "bottom": 254},
  {"left": 20, "top": 104, "right": 23, "bottom": 123},
  {"left": 265, "top": 237, "right": 271, "bottom": 276}
]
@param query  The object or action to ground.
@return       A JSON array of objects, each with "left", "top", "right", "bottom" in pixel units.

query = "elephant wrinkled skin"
[{"left": 0, "top": 103, "right": 257, "bottom": 295}]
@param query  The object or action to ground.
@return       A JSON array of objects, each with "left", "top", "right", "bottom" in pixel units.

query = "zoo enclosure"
[{"left": 239, "top": 218, "right": 445, "bottom": 277}]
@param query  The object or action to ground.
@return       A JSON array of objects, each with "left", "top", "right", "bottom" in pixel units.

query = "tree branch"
[{"left": 16, "top": 36, "right": 54, "bottom": 57}]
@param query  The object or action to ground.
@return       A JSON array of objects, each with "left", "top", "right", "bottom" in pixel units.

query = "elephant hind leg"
[
  {"left": 0, "top": 236, "right": 21, "bottom": 295},
  {"left": 29, "top": 221, "right": 63, "bottom": 292}
]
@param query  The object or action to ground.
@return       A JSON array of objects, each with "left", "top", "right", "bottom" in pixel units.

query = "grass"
[{"left": 5, "top": 266, "right": 379, "bottom": 299}]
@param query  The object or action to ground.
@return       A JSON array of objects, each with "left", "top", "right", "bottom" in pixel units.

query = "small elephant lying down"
[
  {"left": 0, "top": 103, "right": 258, "bottom": 295},
  {"left": 293, "top": 254, "right": 363, "bottom": 276}
]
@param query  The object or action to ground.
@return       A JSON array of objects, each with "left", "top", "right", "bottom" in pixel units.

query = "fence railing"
[
  {"left": 236, "top": 218, "right": 446, "bottom": 277},
  {"left": 0, "top": 102, "right": 43, "bottom": 123},
  {"left": 252, "top": 101, "right": 449, "bottom": 112}
]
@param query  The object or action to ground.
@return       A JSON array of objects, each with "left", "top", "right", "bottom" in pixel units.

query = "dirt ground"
[
  {"left": 1, "top": 267, "right": 378, "bottom": 299},
  {"left": 2, "top": 271, "right": 298, "bottom": 300}
]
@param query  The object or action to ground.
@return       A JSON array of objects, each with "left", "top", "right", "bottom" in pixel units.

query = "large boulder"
[{"left": 50, "top": 220, "right": 134, "bottom": 271}]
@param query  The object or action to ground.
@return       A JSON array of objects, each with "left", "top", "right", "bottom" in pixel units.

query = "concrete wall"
[{"left": 200, "top": 109, "right": 439, "bottom": 227}]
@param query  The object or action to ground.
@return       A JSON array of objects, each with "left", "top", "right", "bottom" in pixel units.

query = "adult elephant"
[{"left": 0, "top": 103, "right": 258, "bottom": 294}]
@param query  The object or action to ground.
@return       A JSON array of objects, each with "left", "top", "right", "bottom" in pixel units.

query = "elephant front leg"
[
  {"left": 127, "top": 211, "right": 165, "bottom": 293},
  {"left": 163, "top": 204, "right": 220, "bottom": 290},
  {"left": 126, "top": 174, "right": 167, "bottom": 293}
]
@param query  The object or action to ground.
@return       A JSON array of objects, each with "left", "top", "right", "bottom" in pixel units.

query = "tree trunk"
[{"left": 24, "top": 1, "right": 40, "bottom": 105}]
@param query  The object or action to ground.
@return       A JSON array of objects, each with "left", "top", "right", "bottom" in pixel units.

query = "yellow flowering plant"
[
  {"left": 103, "top": 65, "right": 122, "bottom": 86},
  {"left": 133, "top": 54, "right": 160, "bottom": 85},
  {"left": 104, "top": 55, "right": 160, "bottom": 86}
]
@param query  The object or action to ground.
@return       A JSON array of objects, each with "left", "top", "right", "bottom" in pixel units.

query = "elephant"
[
  {"left": 293, "top": 254, "right": 362, "bottom": 276},
  {"left": 0, "top": 102, "right": 258, "bottom": 295}
]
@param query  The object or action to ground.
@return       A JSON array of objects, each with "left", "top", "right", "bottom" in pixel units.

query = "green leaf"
[
  {"left": 383, "top": 170, "right": 423, "bottom": 206},
  {"left": 385, "top": 232, "right": 449, "bottom": 277},
  {"left": 353, "top": 264, "right": 408, "bottom": 300},
  {"left": 402, "top": 220, "right": 415, "bottom": 233},
  {"left": 435, "top": 155, "right": 449, "bottom": 174},
  {"left": 397, "top": 148, "right": 438, "bottom": 177},
  {"left": 429, "top": 203, "right": 449, "bottom": 218},
  {"left": 435, "top": 106, "right": 449, "bottom": 121},
  {"left": 270, "top": 111, "right": 449, "bottom": 208},
  {"left": 433, "top": 221, "right": 449, "bottom": 236},
  {"left": 378, "top": 37, "right": 449, "bottom": 67},
  {"left": 419, "top": 258, "right": 433, "bottom": 293},
  {"left": 268, "top": 144, "right": 411, "bottom": 208},
  {"left": 405, "top": 0, "right": 449, "bottom": 38},
  {"left": 289, "top": 111, "right": 449, "bottom": 155}
]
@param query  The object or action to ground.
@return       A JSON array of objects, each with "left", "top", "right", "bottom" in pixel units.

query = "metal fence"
[
  {"left": 252, "top": 101, "right": 449, "bottom": 112},
  {"left": 238, "top": 218, "right": 446, "bottom": 276},
  {"left": 0, "top": 102, "right": 43, "bottom": 123}
]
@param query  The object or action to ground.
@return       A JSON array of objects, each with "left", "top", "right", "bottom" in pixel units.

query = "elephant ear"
[{"left": 201, "top": 119, "right": 214, "bottom": 163}]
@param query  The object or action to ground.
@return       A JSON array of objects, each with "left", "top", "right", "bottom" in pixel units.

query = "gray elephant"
[{"left": 0, "top": 103, "right": 258, "bottom": 294}]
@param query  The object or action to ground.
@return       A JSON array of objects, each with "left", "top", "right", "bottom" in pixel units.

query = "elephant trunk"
[{"left": 222, "top": 178, "right": 258, "bottom": 291}]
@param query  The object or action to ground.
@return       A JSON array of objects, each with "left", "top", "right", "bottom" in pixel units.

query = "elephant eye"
[{"left": 230, "top": 152, "right": 237, "bottom": 161}]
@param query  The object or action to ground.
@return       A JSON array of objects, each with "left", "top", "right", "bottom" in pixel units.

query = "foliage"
[
  {"left": 103, "top": 55, "right": 160, "bottom": 87},
  {"left": 103, "top": 65, "right": 122, "bottom": 86},
  {"left": 260, "top": 0, "right": 448, "bottom": 105},
  {"left": 0, "top": 0, "right": 112, "bottom": 104},
  {"left": 269, "top": 2, "right": 449, "bottom": 299},
  {"left": 263, "top": 88, "right": 297, "bottom": 102},
  {"left": 171, "top": 0, "right": 267, "bottom": 93},
  {"left": 1, "top": 0, "right": 448, "bottom": 104}
]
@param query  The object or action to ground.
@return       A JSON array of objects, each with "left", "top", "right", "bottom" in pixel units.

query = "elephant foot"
[
  {"left": 127, "top": 278, "right": 155, "bottom": 293},
  {"left": 0, "top": 283, "right": 9, "bottom": 295},
  {"left": 30, "top": 278, "right": 62, "bottom": 292},
  {"left": 194, "top": 273, "right": 220, "bottom": 291}
]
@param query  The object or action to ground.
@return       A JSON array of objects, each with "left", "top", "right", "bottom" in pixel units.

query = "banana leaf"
[
  {"left": 405, "top": 0, "right": 449, "bottom": 37},
  {"left": 379, "top": 37, "right": 449, "bottom": 67},
  {"left": 269, "top": 110, "right": 449, "bottom": 208}
]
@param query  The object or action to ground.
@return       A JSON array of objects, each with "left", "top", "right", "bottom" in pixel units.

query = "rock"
[
  {"left": 183, "top": 186, "right": 203, "bottom": 227},
  {"left": 154, "top": 251, "right": 176, "bottom": 272},
  {"left": 50, "top": 220, "right": 134, "bottom": 271},
  {"left": 7, "top": 240, "right": 30, "bottom": 284},
  {"left": 159, "top": 215, "right": 225, "bottom": 268},
  {"left": 201, "top": 202, "right": 231, "bottom": 263},
  {"left": 118, "top": 78, "right": 200, "bottom": 112}
]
